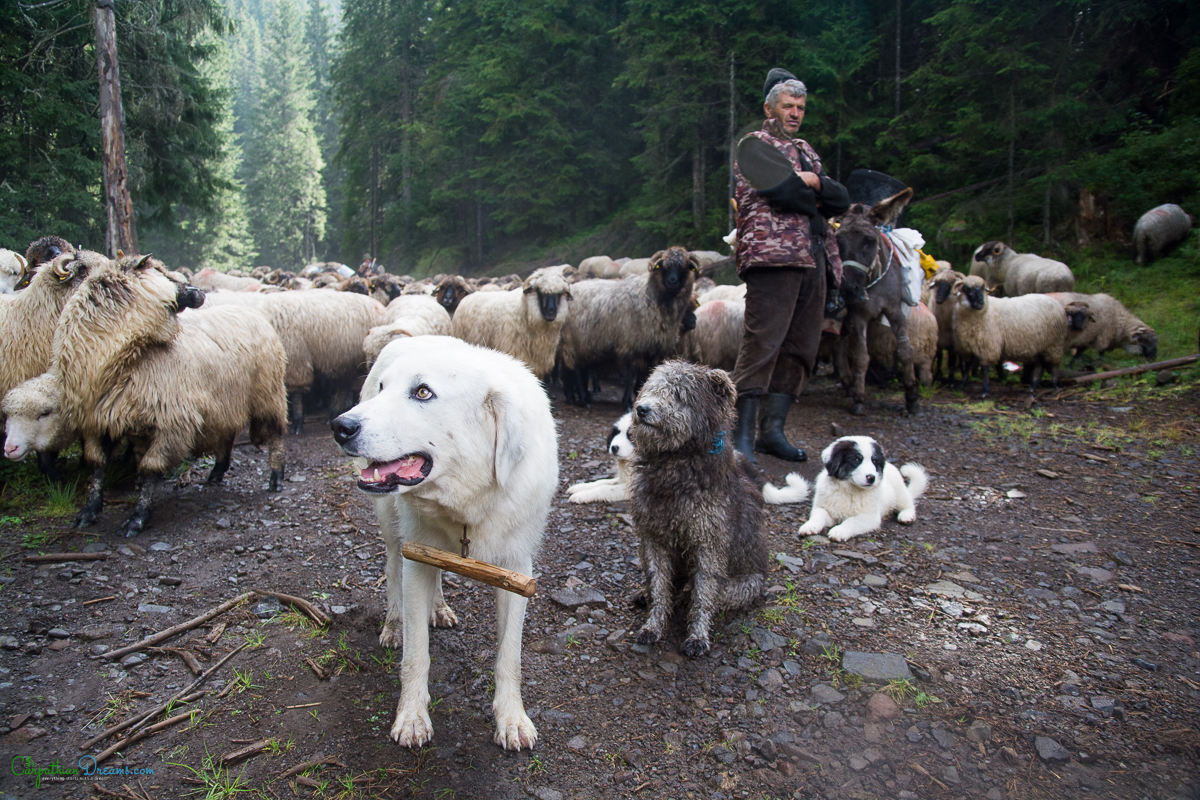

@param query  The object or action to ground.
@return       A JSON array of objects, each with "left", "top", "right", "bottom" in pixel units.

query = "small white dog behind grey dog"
[
  {"left": 798, "top": 435, "right": 927, "bottom": 542},
  {"left": 331, "top": 336, "right": 556, "bottom": 751}
]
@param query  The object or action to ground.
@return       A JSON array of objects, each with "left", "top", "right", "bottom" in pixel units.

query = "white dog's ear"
[{"left": 485, "top": 390, "right": 526, "bottom": 487}]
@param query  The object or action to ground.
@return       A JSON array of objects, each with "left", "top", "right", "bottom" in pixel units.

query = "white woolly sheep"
[
  {"left": 52, "top": 253, "right": 289, "bottom": 536},
  {"left": 559, "top": 247, "right": 699, "bottom": 409},
  {"left": 698, "top": 283, "right": 746, "bottom": 304},
  {"left": 970, "top": 242, "right": 1075, "bottom": 297},
  {"left": 0, "top": 249, "right": 26, "bottom": 293},
  {"left": 1133, "top": 203, "right": 1194, "bottom": 265},
  {"left": 618, "top": 257, "right": 651, "bottom": 278},
  {"left": 1046, "top": 291, "right": 1158, "bottom": 360},
  {"left": 579, "top": 256, "right": 622, "bottom": 279},
  {"left": 451, "top": 265, "right": 574, "bottom": 377},
  {"left": 193, "top": 268, "right": 265, "bottom": 292},
  {"left": 200, "top": 289, "right": 385, "bottom": 433},
  {"left": 3, "top": 372, "right": 75, "bottom": 479},
  {"left": 952, "top": 275, "right": 1068, "bottom": 396},
  {"left": 363, "top": 295, "right": 453, "bottom": 365},
  {"left": 868, "top": 301, "right": 939, "bottom": 386},
  {"left": 679, "top": 297, "right": 744, "bottom": 372}
]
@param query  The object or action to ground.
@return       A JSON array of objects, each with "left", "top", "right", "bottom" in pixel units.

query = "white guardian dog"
[
  {"left": 566, "top": 411, "right": 809, "bottom": 505},
  {"left": 331, "top": 336, "right": 556, "bottom": 751},
  {"left": 798, "top": 436, "right": 927, "bottom": 542}
]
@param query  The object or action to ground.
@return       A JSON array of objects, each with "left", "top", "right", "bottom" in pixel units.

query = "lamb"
[
  {"left": 952, "top": 275, "right": 1068, "bottom": 397},
  {"left": 0, "top": 249, "right": 25, "bottom": 293},
  {"left": 1046, "top": 292, "right": 1158, "bottom": 360},
  {"left": 433, "top": 275, "right": 473, "bottom": 316},
  {"left": 867, "top": 301, "right": 938, "bottom": 386},
  {"left": 200, "top": 289, "right": 386, "bottom": 433},
  {"left": 52, "top": 253, "right": 288, "bottom": 536},
  {"left": 192, "top": 268, "right": 264, "bottom": 292},
  {"left": 3, "top": 373, "right": 75, "bottom": 480},
  {"left": 559, "top": 247, "right": 699, "bottom": 409},
  {"left": 970, "top": 242, "right": 1075, "bottom": 297},
  {"left": 1133, "top": 204, "right": 1194, "bottom": 265},
  {"left": 679, "top": 297, "right": 744, "bottom": 372},
  {"left": 451, "top": 265, "right": 573, "bottom": 377},
  {"left": 363, "top": 295, "right": 453, "bottom": 366}
]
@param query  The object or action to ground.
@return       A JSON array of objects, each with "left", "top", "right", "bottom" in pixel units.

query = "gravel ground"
[{"left": 1, "top": 377, "right": 1198, "bottom": 800}]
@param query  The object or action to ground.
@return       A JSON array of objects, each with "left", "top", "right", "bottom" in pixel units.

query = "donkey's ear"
[{"left": 867, "top": 187, "right": 914, "bottom": 227}]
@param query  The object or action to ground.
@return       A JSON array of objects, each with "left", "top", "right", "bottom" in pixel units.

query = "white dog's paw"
[
  {"left": 798, "top": 520, "right": 824, "bottom": 536},
  {"left": 430, "top": 605, "right": 458, "bottom": 628},
  {"left": 390, "top": 704, "right": 433, "bottom": 748},
  {"left": 828, "top": 525, "right": 855, "bottom": 542},
  {"left": 493, "top": 708, "right": 538, "bottom": 751},
  {"left": 379, "top": 623, "right": 402, "bottom": 649},
  {"left": 897, "top": 509, "right": 916, "bottom": 524}
]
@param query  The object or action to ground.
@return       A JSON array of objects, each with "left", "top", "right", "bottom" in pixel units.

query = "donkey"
[{"left": 832, "top": 188, "right": 919, "bottom": 416}]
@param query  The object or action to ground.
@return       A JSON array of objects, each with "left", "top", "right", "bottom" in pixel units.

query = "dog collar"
[{"left": 709, "top": 430, "right": 727, "bottom": 455}]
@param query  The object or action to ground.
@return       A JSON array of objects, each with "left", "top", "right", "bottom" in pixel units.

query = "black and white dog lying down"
[{"left": 567, "top": 411, "right": 809, "bottom": 505}]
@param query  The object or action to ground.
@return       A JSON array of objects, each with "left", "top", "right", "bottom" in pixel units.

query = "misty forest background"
[{"left": 3, "top": 0, "right": 1200, "bottom": 278}]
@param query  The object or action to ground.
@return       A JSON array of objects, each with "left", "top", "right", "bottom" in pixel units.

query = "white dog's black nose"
[
  {"left": 330, "top": 415, "right": 360, "bottom": 446},
  {"left": 635, "top": 404, "right": 651, "bottom": 420},
  {"left": 611, "top": 444, "right": 620, "bottom": 455},
  {"left": 865, "top": 474, "right": 876, "bottom": 485}
]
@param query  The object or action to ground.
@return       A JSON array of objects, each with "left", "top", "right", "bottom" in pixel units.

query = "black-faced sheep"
[
  {"left": 451, "top": 265, "right": 574, "bottom": 377},
  {"left": 925, "top": 267, "right": 966, "bottom": 380},
  {"left": 2, "top": 373, "right": 74, "bottom": 480},
  {"left": 559, "top": 247, "right": 699, "bottom": 409},
  {"left": 1046, "top": 292, "right": 1158, "bottom": 360},
  {"left": 970, "top": 242, "right": 1075, "bottom": 297},
  {"left": 434, "top": 275, "right": 473, "bottom": 316},
  {"left": 52, "top": 253, "right": 288, "bottom": 536},
  {"left": 201, "top": 289, "right": 386, "bottom": 433},
  {"left": 364, "top": 295, "right": 453, "bottom": 366},
  {"left": 369, "top": 274, "right": 405, "bottom": 306},
  {"left": 1133, "top": 204, "right": 1194, "bottom": 265},
  {"left": 952, "top": 275, "right": 1067, "bottom": 396}
]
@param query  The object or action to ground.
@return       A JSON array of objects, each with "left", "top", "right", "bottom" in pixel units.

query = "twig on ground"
[
  {"left": 83, "top": 596, "right": 118, "bottom": 606},
  {"left": 252, "top": 589, "right": 331, "bottom": 627},
  {"left": 909, "top": 761, "right": 949, "bottom": 790},
  {"left": 278, "top": 754, "right": 345, "bottom": 779},
  {"left": 103, "top": 592, "right": 256, "bottom": 661},
  {"left": 219, "top": 739, "right": 271, "bottom": 766},
  {"left": 93, "top": 708, "right": 196, "bottom": 765},
  {"left": 24, "top": 552, "right": 108, "bottom": 563}
]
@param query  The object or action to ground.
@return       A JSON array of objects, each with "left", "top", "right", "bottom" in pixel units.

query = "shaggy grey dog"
[{"left": 629, "top": 359, "right": 769, "bottom": 657}]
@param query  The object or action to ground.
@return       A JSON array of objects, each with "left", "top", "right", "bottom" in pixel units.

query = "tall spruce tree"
[{"left": 243, "top": 0, "right": 327, "bottom": 267}]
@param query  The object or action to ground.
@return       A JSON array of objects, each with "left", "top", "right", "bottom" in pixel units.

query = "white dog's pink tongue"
[{"left": 361, "top": 455, "right": 425, "bottom": 483}]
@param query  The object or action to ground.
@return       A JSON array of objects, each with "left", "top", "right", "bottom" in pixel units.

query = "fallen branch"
[
  {"left": 908, "top": 761, "right": 949, "bottom": 790},
  {"left": 93, "top": 708, "right": 197, "bottom": 765},
  {"left": 103, "top": 592, "right": 256, "bottom": 661},
  {"left": 219, "top": 739, "right": 271, "bottom": 766},
  {"left": 278, "top": 754, "right": 345, "bottom": 780},
  {"left": 24, "top": 552, "right": 109, "bottom": 563},
  {"left": 154, "top": 647, "right": 203, "bottom": 675},
  {"left": 1061, "top": 354, "right": 1199, "bottom": 385},
  {"left": 83, "top": 596, "right": 118, "bottom": 606},
  {"left": 252, "top": 589, "right": 331, "bottom": 627},
  {"left": 402, "top": 542, "right": 537, "bottom": 597},
  {"left": 82, "top": 643, "right": 247, "bottom": 750}
]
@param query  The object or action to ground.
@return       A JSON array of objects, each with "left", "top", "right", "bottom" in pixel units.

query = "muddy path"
[{"left": 1, "top": 377, "right": 1198, "bottom": 800}]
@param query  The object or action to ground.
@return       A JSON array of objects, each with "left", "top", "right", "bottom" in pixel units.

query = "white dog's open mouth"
[{"left": 357, "top": 453, "right": 432, "bottom": 493}]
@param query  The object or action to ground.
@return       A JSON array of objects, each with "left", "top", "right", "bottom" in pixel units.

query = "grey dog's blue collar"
[{"left": 709, "top": 430, "right": 727, "bottom": 455}]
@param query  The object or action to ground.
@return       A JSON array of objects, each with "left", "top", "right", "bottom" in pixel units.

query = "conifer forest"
[{"left": 3, "top": 0, "right": 1199, "bottom": 275}]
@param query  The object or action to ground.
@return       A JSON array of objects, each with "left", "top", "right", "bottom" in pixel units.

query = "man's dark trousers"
[{"left": 731, "top": 265, "right": 826, "bottom": 398}]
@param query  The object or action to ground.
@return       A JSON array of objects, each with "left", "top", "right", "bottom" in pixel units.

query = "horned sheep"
[
  {"left": 0, "top": 249, "right": 25, "bottom": 293},
  {"left": 559, "top": 247, "right": 699, "bottom": 409},
  {"left": 451, "top": 265, "right": 574, "bottom": 377},
  {"left": 1047, "top": 292, "right": 1158, "bottom": 360},
  {"left": 970, "top": 242, "right": 1075, "bottom": 297},
  {"left": 951, "top": 275, "right": 1068, "bottom": 397},
  {"left": 52, "top": 253, "right": 289, "bottom": 536},
  {"left": 1133, "top": 203, "right": 1194, "bottom": 265}
]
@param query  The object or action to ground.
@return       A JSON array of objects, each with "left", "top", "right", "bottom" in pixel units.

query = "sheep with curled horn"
[
  {"left": 0, "top": 249, "right": 25, "bottom": 294},
  {"left": 559, "top": 247, "right": 699, "bottom": 410},
  {"left": 52, "top": 252, "right": 289, "bottom": 536},
  {"left": 969, "top": 242, "right": 1075, "bottom": 297},
  {"left": 451, "top": 264, "right": 574, "bottom": 378}
]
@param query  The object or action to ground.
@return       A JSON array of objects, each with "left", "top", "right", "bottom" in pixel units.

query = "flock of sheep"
[{"left": 0, "top": 200, "right": 1189, "bottom": 534}]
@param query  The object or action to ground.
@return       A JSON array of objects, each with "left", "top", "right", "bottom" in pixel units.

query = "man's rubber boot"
[
  {"left": 755, "top": 393, "right": 807, "bottom": 462},
  {"left": 733, "top": 395, "right": 759, "bottom": 464}
]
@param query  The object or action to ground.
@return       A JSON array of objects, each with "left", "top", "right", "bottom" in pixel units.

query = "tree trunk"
[
  {"left": 1006, "top": 86, "right": 1015, "bottom": 247},
  {"left": 94, "top": 0, "right": 137, "bottom": 258},
  {"left": 692, "top": 142, "right": 705, "bottom": 238},
  {"left": 400, "top": 32, "right": 413, "bottom": 246},
  {"left": 894, "top": 0, "right": 901, "bottom": 119},
  {"left": 1042, "top": 166, "right": 1051, "bottom": 246}
]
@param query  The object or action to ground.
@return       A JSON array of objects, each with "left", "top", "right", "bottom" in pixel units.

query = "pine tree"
[{"left": 243, "top": 0, "right": 327, "bottom": 267}]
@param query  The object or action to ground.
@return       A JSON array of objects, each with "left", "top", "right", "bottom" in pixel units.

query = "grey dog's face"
[{"left": 629, "top": 360, "right": 735, "bottom": 454}]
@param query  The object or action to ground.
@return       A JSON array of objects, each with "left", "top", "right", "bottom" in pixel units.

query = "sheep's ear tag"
[{"left": 135, "top": 254, "right": 153, "bottom": 270}]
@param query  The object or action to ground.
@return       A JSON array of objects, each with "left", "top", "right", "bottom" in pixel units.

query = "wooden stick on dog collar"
[{"left": 401, "top": 542, "right": 537, "bottom": 598}]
